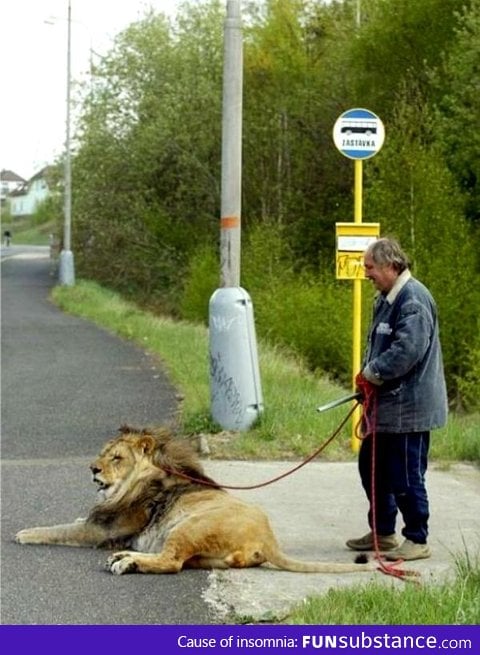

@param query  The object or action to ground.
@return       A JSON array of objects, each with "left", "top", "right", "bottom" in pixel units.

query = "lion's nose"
[{"left": 90, "top": 465, "right": 101, "bottom": 475}]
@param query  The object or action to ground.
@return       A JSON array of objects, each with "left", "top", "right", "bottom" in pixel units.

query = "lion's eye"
[{"left": 112, "top": 454, "right": 123, "bottom": 462}]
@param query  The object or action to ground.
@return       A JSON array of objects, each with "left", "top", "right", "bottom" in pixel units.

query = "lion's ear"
[
  {"left": 119, "top": 424, "right": 139, "bottom": 435},
  {"left": 137, "top": 435, "right": 156, "bottom": 455}
]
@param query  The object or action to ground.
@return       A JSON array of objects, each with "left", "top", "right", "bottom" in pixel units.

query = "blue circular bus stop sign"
[{"left": 333, "top": 108, "right": 385, "bottom": 160}]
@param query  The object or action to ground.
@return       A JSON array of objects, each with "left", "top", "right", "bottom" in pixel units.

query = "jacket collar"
[{"left": 385, "top": 269, "right": 412, "bottom": 304}]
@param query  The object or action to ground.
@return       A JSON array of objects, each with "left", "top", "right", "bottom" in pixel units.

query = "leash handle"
[{"left": 317, "top": 392, "right": 362, "bottom": 413}]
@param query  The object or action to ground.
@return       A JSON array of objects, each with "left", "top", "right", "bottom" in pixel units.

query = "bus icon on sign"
[
  {"left": 340, "top": 120, "right": 377, "bottom": 136},
  {"left": 333, "top": 108, "right": 385, "bottom": 160}
]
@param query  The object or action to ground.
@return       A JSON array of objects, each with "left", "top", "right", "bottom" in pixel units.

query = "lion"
[{"left": 16, "top": 425, "right": 374, "bottom": 575}]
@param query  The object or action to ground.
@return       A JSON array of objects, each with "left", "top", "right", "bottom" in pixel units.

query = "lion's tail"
[{"left": 265, "top": 549, "right": 375, "bottom": 574}]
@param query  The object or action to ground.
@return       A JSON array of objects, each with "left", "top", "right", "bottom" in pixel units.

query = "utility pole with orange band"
[{"left": 208, "top": 1, "right": 263, "bottom": 432}]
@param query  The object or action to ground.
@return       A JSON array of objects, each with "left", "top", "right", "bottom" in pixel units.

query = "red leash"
[{"left": 356, "top": 376, "right": 420, "bottom": 583}]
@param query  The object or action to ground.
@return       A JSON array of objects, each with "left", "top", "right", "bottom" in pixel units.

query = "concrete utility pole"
[
  {"left": 220, "top": 0, "right": 243, "bottom": 287},
  {"left": 208, "top": 0, "right": 263, "bottom": 431},
  {"left": 59, "top": 0, "right": 75, "bottom": 286}
]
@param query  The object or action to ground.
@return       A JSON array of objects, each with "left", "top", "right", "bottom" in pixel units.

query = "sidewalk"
[{"left": 201, "top": 459, "right": 480, "bottom": 621}]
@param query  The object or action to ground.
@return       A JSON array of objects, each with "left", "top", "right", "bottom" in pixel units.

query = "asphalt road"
[{"left": 1, "top": 247, "right": 213, "bottom": 624}]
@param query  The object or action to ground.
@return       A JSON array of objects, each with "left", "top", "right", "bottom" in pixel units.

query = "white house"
[
  {"left": 8, "top": 166, "right": 54, "bottom": 217},
  {"left": 1, "top": 169, "right": 26, "bottom": 207}
]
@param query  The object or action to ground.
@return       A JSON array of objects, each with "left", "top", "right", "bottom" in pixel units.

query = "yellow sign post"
[
  {"left": 333, "top": 109, "right": 385, "bottom": 450},
  {"left": 336, "top": 217, "right": 380, "bottom": 449}
]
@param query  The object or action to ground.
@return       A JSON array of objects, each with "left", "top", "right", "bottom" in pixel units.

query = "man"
[{"left": 347, "top": 237, "right": 448, "bottom": 561}]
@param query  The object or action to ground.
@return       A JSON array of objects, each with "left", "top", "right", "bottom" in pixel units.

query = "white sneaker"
[{"left": 384, "top": 539, "right": 431, "bottom": 561}]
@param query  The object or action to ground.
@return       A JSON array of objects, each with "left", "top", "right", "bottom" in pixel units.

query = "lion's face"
[{"left": 90, "top": 434, "right": 157, "bottom": 500}]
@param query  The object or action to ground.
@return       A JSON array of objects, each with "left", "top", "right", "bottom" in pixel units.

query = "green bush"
[
  {"left": 456, "top": 332, "right": 480, "bottom": 412},
  {"left": 254, "top": 275, "right": 353, "bottom": 382},
  {"left": 179, "top": 245, "right": 218, "bottom": 323},
  {"left": 32, "top": 196, "right": 62, "bottom": 227}
]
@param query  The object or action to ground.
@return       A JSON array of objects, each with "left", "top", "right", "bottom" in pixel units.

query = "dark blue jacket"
[{"left": 363, "top": 271, "right": 448, "bottom": 433}]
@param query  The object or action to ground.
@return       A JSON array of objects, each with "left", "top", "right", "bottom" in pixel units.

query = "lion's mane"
[{"left": 87, "top": 425, "right": 221, "bottom": 537}]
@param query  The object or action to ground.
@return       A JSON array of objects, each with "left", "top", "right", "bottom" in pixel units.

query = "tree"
[
  {"left": 434, "top": 0, "right": 480, "bottom": 224},
  {"left": 72, "top": 4, "right": 224, "bottom": 310},
  {"left": 346, "top": 0, "right": 471, "bottom": 117}
]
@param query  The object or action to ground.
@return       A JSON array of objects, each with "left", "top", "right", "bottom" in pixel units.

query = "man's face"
[{"left": 364, "top": 254, "right": 399, "bottom": 293}]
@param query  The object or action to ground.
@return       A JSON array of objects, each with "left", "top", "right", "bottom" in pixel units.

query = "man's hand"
[{"left": 355, "top": 371, "right": 376, "bottom": 399}]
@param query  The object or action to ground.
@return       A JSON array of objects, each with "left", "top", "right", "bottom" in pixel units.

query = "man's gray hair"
[{"left": 365, "top": 237, "right": 410, "bottom": 273}]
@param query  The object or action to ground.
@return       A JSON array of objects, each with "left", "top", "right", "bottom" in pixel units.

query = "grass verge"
[{"left": 2, "top": 218, "right": 56, "bottom": 245}]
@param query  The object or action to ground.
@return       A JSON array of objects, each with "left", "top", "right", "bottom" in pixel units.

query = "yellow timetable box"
[{"left": 335, "top": 223, "right": 380, "bottom": 280}]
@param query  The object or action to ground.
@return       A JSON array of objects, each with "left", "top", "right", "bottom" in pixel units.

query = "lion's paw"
[
  {"left": 15, "top": 528, "right": 38, "bottom": 544},
  {"left": 107, "top": 551, "right": 138, "bottom": 575}
]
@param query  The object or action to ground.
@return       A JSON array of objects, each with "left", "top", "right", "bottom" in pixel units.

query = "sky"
[{"left": 0, "top": 0, "right": 185, "bottom": 180}]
